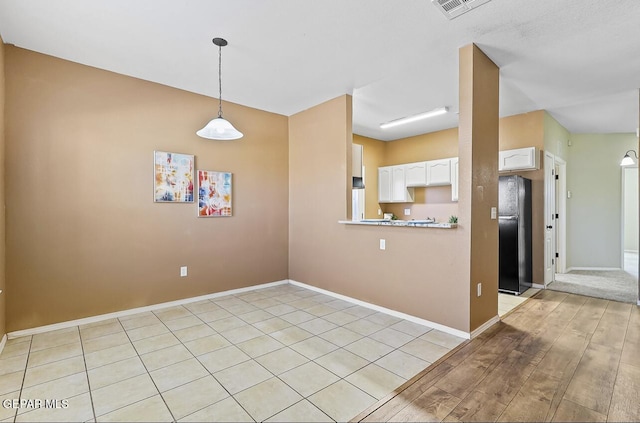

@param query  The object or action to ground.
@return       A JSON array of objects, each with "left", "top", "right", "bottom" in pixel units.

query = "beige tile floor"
[
  {"left": 0, "top": 284, "right": 465, "bottom": 422},
  {"left": 498, "top": 287, "right": 540, "bottom": 316}
]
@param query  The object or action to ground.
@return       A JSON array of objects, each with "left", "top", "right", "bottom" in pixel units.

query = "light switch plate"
[
  {"left": 180, "top": 266, "right": 188, "bottom": 277},
  {"left": 404, "top": 209, "right": 411, "bottom": 216},
  {"left": 379, "top": 239, "right": 386, "bottom": 250},
  {"left": 490, "top": 207, "right": 497, "bottom": 220}
]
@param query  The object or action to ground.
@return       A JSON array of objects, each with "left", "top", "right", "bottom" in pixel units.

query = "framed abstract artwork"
[
  {"left": 198, "top": 170, "right": 232, "bottom": 217},
  {"left": 154, "top": 151, "right": 195, "bottom": 202}
]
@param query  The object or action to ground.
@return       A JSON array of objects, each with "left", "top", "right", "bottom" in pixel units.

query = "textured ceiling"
[{"left": 0, "top": 0, "right": 638, "bottom": 141}]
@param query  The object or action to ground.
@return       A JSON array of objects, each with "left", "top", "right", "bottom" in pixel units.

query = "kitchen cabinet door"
[
  {"left": 378, "top": 165, "right": 414, "bottom": 203},
  {"left": 426, "top": 159, "right": 452, "bottom": 186},
  {"left": 405, "top": 162, "right": 427, "bottom": 187},
  {"left": 378, "top": 166, "right": 392, "bottom": 202},
  {"left": 499, "top": 147, "right": 539, "bottom": 172},
  {"left": 391, "top": 166, "right": 408, "bottom": 202}
]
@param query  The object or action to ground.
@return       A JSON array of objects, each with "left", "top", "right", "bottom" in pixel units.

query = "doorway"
[{"left": 548, "top": 163, "right": 638, "bottom": 304}]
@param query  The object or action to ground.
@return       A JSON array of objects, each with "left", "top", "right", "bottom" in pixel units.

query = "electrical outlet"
[
  {"left": 378, "top": 208, "right": 382, "bottom": 216},
  {"left": 490, "top": 207, "right": 497, "bottom": 220},
  {"left": 379, "top": 239, "right": 386, "bottom": 250},
  {"left": 180, "top": 266, "right": 188, "bottom": 277},
  {"left": 404, "top": 208, "right": 411, "bottom": 216},
  {"left": 477, "top": 283, "right": 482, "bottom": 297}
]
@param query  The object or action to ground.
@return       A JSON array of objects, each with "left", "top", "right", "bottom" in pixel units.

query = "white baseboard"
[
  {"left": 470, "top": 315, "right": 500, "bottom": 339},
  {"left": 9, "top": 278, "right": 479, "bottom": 342},
  {"left": 289, "top": 280, "right": 471, "bottom": 340},
  {"left": 8, "top": 280, "right": 289, "bottom": 339},
  {"left": 565, "top": 267, "right": 621, "bottom": 272},
  {"left": 532, "top": 283, "right": 545, "bottom": 289},
  {"left": 0, "top": 334, "right": 6, "bottom": 356}
]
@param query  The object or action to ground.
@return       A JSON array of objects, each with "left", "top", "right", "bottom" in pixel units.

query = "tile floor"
[
  {"left": 0, "top": 284, "right": 466, "bottom": 422},
  {"left": 498, "top": 287, "right": 540, "bottom": 316}
]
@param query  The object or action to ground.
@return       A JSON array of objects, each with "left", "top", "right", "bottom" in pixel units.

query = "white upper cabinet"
[
  {"left": 405, "top": 158, "right": 453, "bottom": 187},
  {"left": 426, "top": 159, "right": 452, "bottom": 186},
  {"left": 405, "top": 162, "right": 427, "bottom": 187},
  {"left": 499, "top": 147, "right": 539, "bottom": 172},
  {"left": 378, "top": 165, "right": 414, "bottom": 203}
]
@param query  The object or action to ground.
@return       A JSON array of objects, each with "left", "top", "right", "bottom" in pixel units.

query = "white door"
[{"left": 544, "top": 152, "right": 557, "bottom": 286}]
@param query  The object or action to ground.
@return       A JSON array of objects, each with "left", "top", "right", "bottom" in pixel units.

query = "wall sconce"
[{"left": 620, "top": 150, "right": 637, "bottom": 166}]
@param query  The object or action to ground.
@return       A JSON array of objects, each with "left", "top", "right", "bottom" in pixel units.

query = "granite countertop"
[{"left": 338, "top": 219, "right": 458, "bottom": 229}]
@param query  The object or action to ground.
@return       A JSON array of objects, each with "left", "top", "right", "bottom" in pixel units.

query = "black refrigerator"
[{"left": 498, "top": 175, "right": 532, "bottom": 295}]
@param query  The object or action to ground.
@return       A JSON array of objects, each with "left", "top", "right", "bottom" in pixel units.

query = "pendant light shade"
[
  {"left": 197, "top": 117, "right": 243, "bottom": 140},
  {"left": 197, "top": 37, "right": 243, "bottom": 140}
]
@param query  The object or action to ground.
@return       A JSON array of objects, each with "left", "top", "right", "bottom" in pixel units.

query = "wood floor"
[{"left": 353, "top": 289, "right": 640, "bottom": 422}]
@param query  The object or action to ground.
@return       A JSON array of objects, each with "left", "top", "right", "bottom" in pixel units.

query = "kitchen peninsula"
[{"left": 339, "top": 219, "right": 457, "bottom": 228}]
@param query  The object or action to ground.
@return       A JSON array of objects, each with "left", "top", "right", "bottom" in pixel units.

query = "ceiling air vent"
[{"left": 432, "top": 0, "right": 492, "bottom": 20}]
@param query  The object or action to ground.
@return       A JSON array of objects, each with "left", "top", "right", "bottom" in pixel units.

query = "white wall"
[
  {"left": 623, "top": 167, "right": 638, "bottom": 252},
  {"left": 566, "top": 133, "right": 638, "bottom": 269},
  {"left": 543, "top": 112, "right": 570, "bottom": 161}
]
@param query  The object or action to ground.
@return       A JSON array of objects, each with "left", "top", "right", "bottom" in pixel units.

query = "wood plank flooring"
[{"left": 353, "top": 290, "right": 640, "bottom": 422}]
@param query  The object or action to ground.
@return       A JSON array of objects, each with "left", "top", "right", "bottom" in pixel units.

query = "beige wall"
[
  {"left": 499, "top": 111, "right": 545, "bottom": 284},
  {"left": 4, "top": 47, "right": 290, "bottom": 331},
  {"left": 289, "top": 95, "right": 470, "bottom": 332},
  {"left": 0, "top": 38, "right": 6, "bottom": 337}
]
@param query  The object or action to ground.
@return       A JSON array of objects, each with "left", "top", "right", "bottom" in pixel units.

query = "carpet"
[{"left": 548, "top": 270, "right": 639, "bottom": 304}]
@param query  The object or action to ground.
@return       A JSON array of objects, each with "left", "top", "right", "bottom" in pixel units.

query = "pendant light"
[{"left": 197, "top": 37, "right": 243, "bottom": 140}]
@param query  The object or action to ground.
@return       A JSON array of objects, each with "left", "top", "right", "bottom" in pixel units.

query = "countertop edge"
[{"left": 338, "top": 220, "right": 458, "bottom": 229}]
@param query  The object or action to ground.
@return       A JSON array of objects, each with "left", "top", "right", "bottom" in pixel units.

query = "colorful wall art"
[
  {"left": 198, "top": 170, "right": 233, "bottom": 217},
  {"left": 154, "top": 151, "right": 194, "bottom": 202}
]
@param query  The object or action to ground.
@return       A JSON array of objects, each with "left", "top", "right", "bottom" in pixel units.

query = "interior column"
[{"left": 458, "top": 44, "right": 500, "bottom": 332}]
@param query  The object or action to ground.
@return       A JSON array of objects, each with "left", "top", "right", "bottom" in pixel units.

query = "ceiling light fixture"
[
  {"left": 197, "top": 37, "right": 243, "bottom": 140},
  {"left": 380, "top": 107, "right": 449, "bottom": 129},
  {"left": 620, "top": 150, "right": 637, "bottom": 166}
]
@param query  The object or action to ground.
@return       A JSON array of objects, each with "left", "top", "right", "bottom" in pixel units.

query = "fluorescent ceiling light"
[{"left": 380, "top": 107, "right": 449, "bottom": 129}]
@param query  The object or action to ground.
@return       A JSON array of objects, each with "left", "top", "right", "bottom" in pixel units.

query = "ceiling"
[{"left": 0, "top": 0, "right": 638, "bottom": 141}]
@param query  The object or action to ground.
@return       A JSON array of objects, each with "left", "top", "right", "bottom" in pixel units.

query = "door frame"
[
  {"left": 555, "top": 157, "right": 567, "bottom": 274},
  {"left": 544, "top": 152, "right": 556, "bottom": 286},
  {"left": 544, "top": 152, "right": 567, "bottom": 286}
]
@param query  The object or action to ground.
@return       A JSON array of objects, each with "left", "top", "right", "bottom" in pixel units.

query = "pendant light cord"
[{"left": 217, "top": 43, "right": 224, "bottom": 118}]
